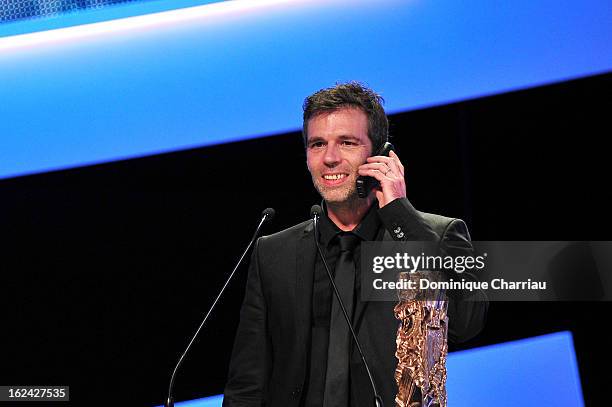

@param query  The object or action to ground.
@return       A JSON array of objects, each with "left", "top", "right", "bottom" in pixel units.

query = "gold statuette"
[{"left": 394, "top": 271, "right": 448, "bottom": 407}]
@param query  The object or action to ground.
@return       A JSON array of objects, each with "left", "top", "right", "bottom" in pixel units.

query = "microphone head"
[
  {"left": 261, "top": 207, "right": 276, "bottom": 221},
  {"left": 310, "top": 205, "right": 322, "bottom": 218}
]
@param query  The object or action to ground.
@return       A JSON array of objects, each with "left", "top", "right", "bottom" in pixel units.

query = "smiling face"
[{"left": 306, "top": 107, "right": 372, "bottom": 204}]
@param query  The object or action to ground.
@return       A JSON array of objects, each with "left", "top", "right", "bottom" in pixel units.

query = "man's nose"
[{"left": 323, "top": 143, "right": 341, "bottom": 166}]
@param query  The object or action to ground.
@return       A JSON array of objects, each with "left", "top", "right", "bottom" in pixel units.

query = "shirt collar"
[{"left": 318, "top": 200, "right": 381, "bottom": 248}]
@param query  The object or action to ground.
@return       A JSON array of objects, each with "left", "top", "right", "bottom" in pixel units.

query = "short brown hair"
[{"left": 302, "top": 81, "right": 388, "bottom": 151}]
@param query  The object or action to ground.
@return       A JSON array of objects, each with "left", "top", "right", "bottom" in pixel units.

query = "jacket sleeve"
[
  {"left": 378, "top": 198, "right": 488, "bottom": 343},
  {"left": 223, "top": 238, "right": 271, "bottom": 407},
  {"left": 438, "top": 219, "right": 488, "bottom": 343}
]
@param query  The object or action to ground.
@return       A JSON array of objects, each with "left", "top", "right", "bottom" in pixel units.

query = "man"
[{"left": 224, "top": 82, "right": 486, "bottom": 407}]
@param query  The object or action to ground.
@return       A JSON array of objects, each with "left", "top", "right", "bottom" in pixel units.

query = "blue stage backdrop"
[
  {"left": 158, "top": 331, "right": 583, "bottom": 407},
  {"left": 1, "top": 0, "right": 611, "bottom": 179}
]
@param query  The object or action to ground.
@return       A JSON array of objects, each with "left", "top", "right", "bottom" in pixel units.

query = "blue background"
[
  {"left": 1, "top": 0, "right": 611, "bottom": 179},
  {"left": 160, "top": 332, "right": 584, "bottom": 406}
]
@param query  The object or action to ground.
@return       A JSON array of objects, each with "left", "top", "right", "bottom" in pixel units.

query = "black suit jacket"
[{"left": 223, "top": 198, "right": 487, "bottom": 407}]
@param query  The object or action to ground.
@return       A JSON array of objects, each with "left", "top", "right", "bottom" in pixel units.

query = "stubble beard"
[{"left": 311, "top": 173, "right": 360, "bottom": 207}]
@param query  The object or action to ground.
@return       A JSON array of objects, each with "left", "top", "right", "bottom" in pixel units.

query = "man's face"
[{"left": 306, "top": 107, "right": 372, "bottom": 204}]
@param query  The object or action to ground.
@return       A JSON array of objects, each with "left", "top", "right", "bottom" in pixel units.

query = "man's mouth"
[
  {"left": 323, "top": 174, "right": 346, "bottom": 180},
  {"left": 321, "top": 173, "right": 349, "bottom": 185}
]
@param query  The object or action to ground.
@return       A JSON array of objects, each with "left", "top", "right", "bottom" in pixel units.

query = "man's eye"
[
  {"left": 309, "top": 142, "right": 324, "bottom": 149},
  {"left": 341, "top": 141, "right": 357, "bottom": 146}
]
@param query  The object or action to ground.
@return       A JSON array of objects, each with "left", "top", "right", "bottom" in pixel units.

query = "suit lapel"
[{"left": 295, "top": 221, "right": 316, "bottom": 356}]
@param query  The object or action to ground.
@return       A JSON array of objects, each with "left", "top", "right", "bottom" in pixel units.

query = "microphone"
[
  {"left": 164, "top": 208, "right": 275, "bottom": 407},
  {"left": 309, "top": 205, "right": 384, "bottom": 407}
]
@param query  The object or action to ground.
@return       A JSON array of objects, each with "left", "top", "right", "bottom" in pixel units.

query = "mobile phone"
[{"left": 356, "top": 142, "right": 395, "bottom": 198}]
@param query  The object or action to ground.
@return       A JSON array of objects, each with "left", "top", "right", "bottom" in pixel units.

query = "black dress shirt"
[{"left": 302, "top": 202, "right": 383, "bottom": 407}]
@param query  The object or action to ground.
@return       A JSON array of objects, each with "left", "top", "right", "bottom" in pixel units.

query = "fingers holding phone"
[{"left": 358, "top": 150, "right": 407, "bottom": 207}]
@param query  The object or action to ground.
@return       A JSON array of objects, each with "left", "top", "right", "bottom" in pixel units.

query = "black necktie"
[{"left": 324, "top": 232, "right": 360, "bottom": 407}]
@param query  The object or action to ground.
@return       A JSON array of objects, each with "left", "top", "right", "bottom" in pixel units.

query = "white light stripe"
[{"left": 0, "top": 0, "right": 301, "bottom": 52}]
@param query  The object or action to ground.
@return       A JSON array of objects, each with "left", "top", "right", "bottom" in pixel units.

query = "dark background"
[{"left": 1, "top": 72, "right": 610, "bottom": 406}]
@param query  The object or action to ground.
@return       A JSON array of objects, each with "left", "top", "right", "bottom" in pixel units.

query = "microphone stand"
[
  {"left": 310, "top": 205, "right": 383, "bottom": 407},
  {"left": 164, "top": 208, "right": 275, "bottom": 407}
]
